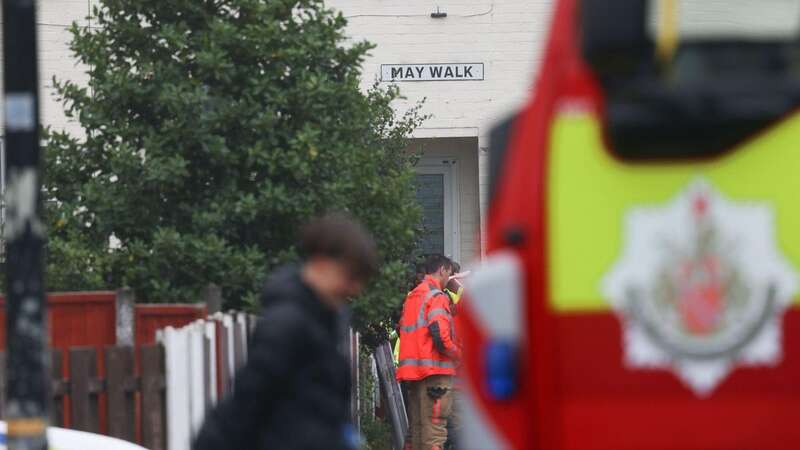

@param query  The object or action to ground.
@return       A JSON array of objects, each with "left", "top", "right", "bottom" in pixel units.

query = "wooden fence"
[
  {"left": 0, "top": 287, "right": 375, "bottom": 450},
  {"left": 0, "top": 311, "right": 253, "bottom": 450},
  {"left": 0, "top": 345, "right": 167, "bottom": 450},
  {"left": 0, "top": 288, "right": 212, "bottom": 350},
  {"left": 150, "top": 313, "right": 398, "bottom": 450},
  {"left": 0, "top": 291, "right": 117, "bottom": 350},
  {"left": 0, "top": 288, "right": 211, "bottom": 438},
  {"left": 157, "top": 312, "right": 255, "bottom": 450},
  {"left": 155, "top": 314, "right": 363, "bottom": 450}
]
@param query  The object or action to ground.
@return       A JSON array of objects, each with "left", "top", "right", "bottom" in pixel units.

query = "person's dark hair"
[
  {"left": 414, "top": 261, "right": 427, "bottom": 284},
  {"left": 300, "top": 213, "right": 379, "bottom": 281},
  {"left": 423, "top": 254, "right": 452, "bottom": 275}
]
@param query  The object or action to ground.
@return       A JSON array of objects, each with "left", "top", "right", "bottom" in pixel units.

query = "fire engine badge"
[{"left": 602, "top": 179, "right": 799, "bottom": 396}]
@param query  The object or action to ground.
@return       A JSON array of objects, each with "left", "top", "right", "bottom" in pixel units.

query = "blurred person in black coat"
[{"left": 193, "top": 213, "right": 378, "bottom": 450}]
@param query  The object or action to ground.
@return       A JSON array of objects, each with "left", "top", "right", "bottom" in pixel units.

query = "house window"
[
  {"left": 415, "top": 173, "right": 446, "bottom": 255},
  {"left": 414, "top": 158, "right": 460, "bottom": 261}
]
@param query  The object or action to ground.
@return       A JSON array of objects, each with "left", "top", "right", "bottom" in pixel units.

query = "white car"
[{"left": 0, "top": 422, "right": 148, "bottom": 450}]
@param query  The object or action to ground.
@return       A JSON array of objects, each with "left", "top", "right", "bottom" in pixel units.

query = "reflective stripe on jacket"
[{"left": 396, "top": 275, "right": 461, "bottom": 381}]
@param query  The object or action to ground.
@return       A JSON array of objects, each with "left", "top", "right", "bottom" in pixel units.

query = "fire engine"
[{"left": 460, "top": 1, "right": 800, "bottom": 449}]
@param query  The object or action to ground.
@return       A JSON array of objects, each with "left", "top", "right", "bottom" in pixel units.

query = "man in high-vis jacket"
[{"left": 397, "top": 254, "right": 461, "bottom": 450}]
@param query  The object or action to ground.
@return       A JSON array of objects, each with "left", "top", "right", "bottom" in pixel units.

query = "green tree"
[{"left": 43, "top": 0, "right": 424, "bottom": 338}]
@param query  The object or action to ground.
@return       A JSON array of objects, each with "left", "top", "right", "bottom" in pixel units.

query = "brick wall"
[
  {"left": 1, "top": 0, "right": 556, "bottom": 258},
  {"left": 2, "top": 0, "right": 555, "bottom": 138},
  {"left": 326, "top": 0, "right": 552, "bottom": 131},
  {"left": 326, "top": 0, "right": 556, "bottom": 253},
  {"left": 0, "top": 0, "right": 92, "bottom": 137}
]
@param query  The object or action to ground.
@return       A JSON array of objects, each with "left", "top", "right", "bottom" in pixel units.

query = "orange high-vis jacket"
[{"left": 396, "top": 275, "right": 461, "bottom": 381}]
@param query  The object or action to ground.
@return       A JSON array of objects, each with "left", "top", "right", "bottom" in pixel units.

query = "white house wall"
[
  {"left": 0, "top": 0, "right": 92, "bottom": 137},
  {"left": 3, "top": 0, "right": 554, "bottom": 138},
  {"left": 39, "top": 0, "right": 93, "bottom": 137},
  {"left": 1, "top": 0, "right": 556, "bottom": 259},
  {"left": 327, "top": 0, "right": 556, "bottom": 253},
  {"left": 326, "top": 0, "right": 552, "bottom": 132}
]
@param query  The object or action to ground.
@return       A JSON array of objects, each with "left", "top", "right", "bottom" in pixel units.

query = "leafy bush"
[{"left": 42, "top": 0, "right": 425, "bottom": 335}]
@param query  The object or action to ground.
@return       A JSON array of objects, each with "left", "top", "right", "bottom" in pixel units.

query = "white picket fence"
[
  {"left": 156, "top": 311, "right": 363, "bottom": 450},
  {"left": 157, "top": 312, "right": 254, "bottom": 450}
]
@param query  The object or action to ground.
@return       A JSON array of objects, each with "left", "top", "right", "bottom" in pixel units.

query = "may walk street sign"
[{"left": 380, "top": 63, "right": 484, "bottom": 82}]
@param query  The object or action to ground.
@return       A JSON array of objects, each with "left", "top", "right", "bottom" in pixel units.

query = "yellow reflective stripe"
[
  {"left": 548, "top": 112, "right": 800, "bottom": 311},
  {"left": 398, "top": 358, "right": 455, "bottom": 369},
  {"left": 445, "top": 288, "right": 463, "bottom": 304},
  {"left": 7, "top": 417, "right": 47, "bottom": 437},
  {"left": 400, "top": 287, "right": 443, "bottom": 332},
  {"left": 427, "top": 308, "right": 451, "bottom": 322}
]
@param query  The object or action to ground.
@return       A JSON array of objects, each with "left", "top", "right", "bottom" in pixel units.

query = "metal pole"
[
  {"left": 2, "top": 0, "right": 49, "bottom": 448},
  {"left": 1, "top": 138, "right": 6, "bottom": 227},
  {"left": 1, "top": 138, "right": 6, "bottom": 254}
]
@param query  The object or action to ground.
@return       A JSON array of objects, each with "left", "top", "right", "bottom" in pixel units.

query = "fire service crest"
[{"left": 602, "top": 179, "right": 799, "bottom": 396}]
